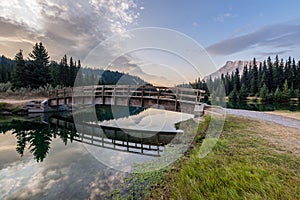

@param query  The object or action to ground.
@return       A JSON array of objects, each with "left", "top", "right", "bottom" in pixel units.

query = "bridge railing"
[{"left": 49, "top": 85, "right": 206, "bottom": 103}]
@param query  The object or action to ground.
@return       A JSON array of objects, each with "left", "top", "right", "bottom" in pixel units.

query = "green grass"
[
  {"left": 0, "top": 102, "right": 8, "bottom": 110},
  {"left": 0, "top": 102, "right": 24, "bottom": 114},
  {"left": 118, "top": 116, "right": 300, "bottom": 200}
]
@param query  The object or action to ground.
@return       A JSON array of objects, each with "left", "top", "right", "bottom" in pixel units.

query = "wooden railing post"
[
  {"left": 157, "top": 87, "right": 160, "bottom": 106},
  {"left": 56, "top": 89, "right": 59, "bottom": 106},
  {"left": 113, "top": 85, "right": 116, "bottom": 105},
  {"left": 81, "top": 86, "right": 84, "bottom": 104},
  {"left": 102, "top": 86, "right": 104, "bottom": 104},
  {"left": 63, "top": 88, "right": 67, "bottom": 104},
  {"left": 175, "top": 87, "right": 179, "bottom": 111},
  {"left": 91, "top": 86, "right": 95, "bottom": 105},
  {"left": 141, "top": 85, "right": 144, "bottom": 107}
]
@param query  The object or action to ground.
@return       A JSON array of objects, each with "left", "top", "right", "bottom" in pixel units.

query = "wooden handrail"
[{"left": 49, "top": 85, "right": 205, "bottom": 103}]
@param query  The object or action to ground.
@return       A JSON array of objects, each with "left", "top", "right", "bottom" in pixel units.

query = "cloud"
[
  {"left": 214, "top": 12, "right": 233, "bottom": 23},
  {"left": 107, "top": 55, "right": 175, "bottom": 85},
  {"left": 207, "top": 21, "right": 300, "bottom": 56},
  {"left": 0, "top": 0, "right": 140, "bottom": 60},
  {"left": 257, "top": 50, "right": 291, "bottom": 57},
  {"left": 192, "top": 22, "right": 199, "bottom": 27}
]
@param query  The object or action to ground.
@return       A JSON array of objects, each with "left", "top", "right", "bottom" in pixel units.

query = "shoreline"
[
  {"left": 0, "top": 98, "right": 46, "bottom": 104},
  {"left": 0, "top": 98, "right": 46, "bottom": 115},
  {"left": 1, "top": 98, "right": 300, "bottom": 120}
]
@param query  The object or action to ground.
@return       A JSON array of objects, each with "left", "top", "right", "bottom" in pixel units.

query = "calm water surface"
[
  {"left": 0, "top": 105, "right": 193, "bottom": 199},
  {"left": 226, "top": 101, "right": 300, "bottom": 111}
]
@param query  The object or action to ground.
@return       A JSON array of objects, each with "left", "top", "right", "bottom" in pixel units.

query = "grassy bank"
[
  {"left": 0, "top": 102, "right": 25, "bottom": 114},
  {"left": 118, "top": 116, "right": 300, "bottom": 199},
  {"left": 0, "top": 82, "right": 60, "bottom": 100}
]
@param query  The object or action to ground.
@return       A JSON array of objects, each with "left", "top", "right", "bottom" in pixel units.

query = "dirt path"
[
  {"left": 252, "top": 120, "right": 300, "bottom": 157},
  {"left": 225, "top": 108, "right": 300, "bottom": 157},
  {"left": 225, "top": 108, "right": 300, "bottom": 130},
  {"left": 264, "top": 111, "right": 300, "bottom": 121}
]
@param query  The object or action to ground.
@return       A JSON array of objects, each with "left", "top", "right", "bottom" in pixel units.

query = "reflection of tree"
[
  {"left": 0, "top": 119, "right": 78, "bottom": 162},
  {"left": 27, "top": 128, "right": 52, "bottom": 162},
  {"left": 15, "top": 130, "right": 27, "bottom": 156},
  {"left": 56, "top": 128, "right": 78, "bottom": 145}
]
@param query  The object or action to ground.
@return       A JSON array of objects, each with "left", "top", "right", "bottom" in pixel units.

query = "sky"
[{"left": 1, "top": 0, "right": 300, "bottom": 85}]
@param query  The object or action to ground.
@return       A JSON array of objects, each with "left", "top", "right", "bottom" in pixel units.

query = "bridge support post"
[
  {"left": 63, "top": 88, "right": 67, "bottom": 105},
  {"left": 175, "top": 88, "right": 178, "bottom": 111},
  {"left": 141, "top": 86, "right": 144, "bottom": 107},
  {"left": 127, "top": 86, "right": 130, "bottom": 106},
  {"left": 102, "top": 86, "right": 104, "bottom": 105},
  {"left": 113, "top": 85, "right": 116, "bottom": 105},
  {"left": 91, "top": 86, "right": 95, "bottom": 105},
  {"left": 194, "top": 104, "right": 205, "bottom": 118},
  {"left": 157, "top": 88, "right": 160, "bottom": 108}
]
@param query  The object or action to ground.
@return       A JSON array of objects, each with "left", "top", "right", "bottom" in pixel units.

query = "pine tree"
[
  {"left": 250, "top": 58, "right": 258, "bottom": 96},
  {"left": 274, "top": 87, "right": 282, "bottom": 102},
  {"left": 281, "top": 79, "right": 290, "bottom": 101},
  {"left": 229, "top": 87, "right": 238, "bottom": 102},
  {"left": 297, "top": 61, "right": 300, "bottom": 90},
  {"left": 233, "top": 68, "right": 240, "bottom": 92},
  {"left": 273, "top": 55, "right": 282, "bottom": 90},
  {"left": 239, "top": 83, "right": 248, "bottom": 100},
  {"left": 27, "top": 42, "right": 50, "bottom": 89},
  {"left": 49, "top": 61, "right": 57, "bottom": 87},
  {"left": 266, "top": 56, "right": 274, "bottom": 92},
  {"left": 241, "top": 65, "right": 249, "bottom": 91},
  {"left": 12, "top": 49, "right": 27, "bottom": 88},
  {"left": 291, "top": 58, "right": 297, "bottom": 90},
  {"left": 259, "top": 83, "right": 268, "bottom": 102},
  {"left": 0, "top": 55, "right": 15, "bottom": 83},
  {"left": 279, "top": 59, "right": 285, "bottom": 87},
  {"left": 224, "top": 73, "right": 231, "bottom": 96},
  {"left": 69, "top": 57, "right": 77, "bottom": 87}
]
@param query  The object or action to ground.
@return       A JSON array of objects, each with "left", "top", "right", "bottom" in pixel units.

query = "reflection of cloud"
[
  {"left": 0, "top": 0, "right": 140, "bottom": 60},
  {"left": 0, "top": 138, "right": 87, "bottom": 199},
  {"left": 87, "top": 171, "right": 126, "bottom": 199},
  {"left": 98, "top": 108, "right": 193, "bottom": 131},
  {"left": 207, "top": 21, "right": 300, "bottom": 55}
]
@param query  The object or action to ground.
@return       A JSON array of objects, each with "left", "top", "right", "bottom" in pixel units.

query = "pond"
[
  {"left": 226, "top": 101, "right": 300, "bottom": 112},
  {"left": 0, "top": 105, "right": 194, "bottom": 199}
]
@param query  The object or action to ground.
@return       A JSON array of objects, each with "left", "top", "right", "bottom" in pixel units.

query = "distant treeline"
[
  {"left": 191, "top": 56, "right": 300, "bottom": 102},
  {"left": 0, "top": 42, "right": 80, "bottom": 89},
  {"left": 0, "top": 42, "right": 146, "bottom": 90}
]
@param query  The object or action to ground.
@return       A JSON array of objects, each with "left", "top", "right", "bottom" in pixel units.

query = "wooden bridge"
[{"left": 48, "top": 85, "right": 206, "bottom": 116}]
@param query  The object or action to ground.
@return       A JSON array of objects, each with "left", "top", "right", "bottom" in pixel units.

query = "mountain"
[
  {"left": 81, "top": 68, "right": 148, "bottom": 86},
  {"left": 206, "top": 59, "right": 265, "bottom": 80},
  {"left": 205, "top": 60, "right": 249, "bottom": 80}
]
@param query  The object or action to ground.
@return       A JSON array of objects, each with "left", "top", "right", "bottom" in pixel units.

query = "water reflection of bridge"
[
  {"left": 49, "top": 116, "right": 181, "bottom": 157},
  {"left": 48, "top": 85, "right": 206, "bottom": 116}
]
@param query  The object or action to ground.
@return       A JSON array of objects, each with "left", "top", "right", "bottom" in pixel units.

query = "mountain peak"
[{"left": 206, "top": 60, "right": 259, "bottom": 79}]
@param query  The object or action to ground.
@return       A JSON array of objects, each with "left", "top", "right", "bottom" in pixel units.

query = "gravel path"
[{"left": 225, "top": 108, "right": 300, "bottom": 130}]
